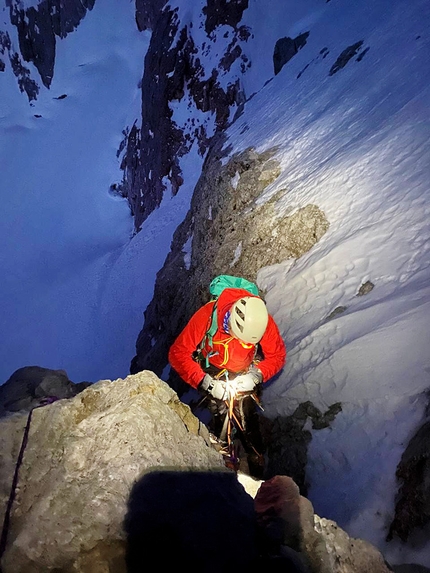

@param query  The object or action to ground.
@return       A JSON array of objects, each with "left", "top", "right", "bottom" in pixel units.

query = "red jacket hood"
[{"left": 216, "top": 287, "right": 260, "bottom": 329}]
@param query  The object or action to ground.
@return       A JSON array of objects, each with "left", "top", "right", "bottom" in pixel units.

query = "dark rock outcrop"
[
  {"left": 119, "top": 7, "right": 187, "bottom": 228},
  {"left": 274, "top": 32, "right": 310, "bottom": 75},
  {"left": 0, "top": 29, "right": 39, "bottom": 100},
  {"left": 261, "top": 402, "right": 342, "bottom": 494},
  {"left": 325, "top": 305, "right": 348, "bottom": 321},
  {"left": 135, "top": 0, "right": 167, "bottom": 31},
  {"left": 357, "top": 280, "right": 374, "bottom": 296},
  {"left": 0, "top": 366, "right": 90, "bottom": 417},
  {"left": 203, "top": 0, "right": 249, "bottom": 35},
  {"left": 0, "top": 30, "right": 11, "bottom": 70},
  {"left": 329, "top": 41, "right": 365, "bottom": 76},
  {"left": 388, "top": 418, "right": 430, "bottom": 542}
]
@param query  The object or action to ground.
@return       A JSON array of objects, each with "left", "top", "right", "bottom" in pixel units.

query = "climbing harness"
[
  {"left": 0, "top": 396, "right": 58, "bottom": 571},
  {"left": 218, "top": 373, "right": 264, "bottom": 472}
]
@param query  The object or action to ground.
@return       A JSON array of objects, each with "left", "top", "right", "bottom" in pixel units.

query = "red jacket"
[{"left": 168, "top": 288, "right": 286, "bottom": 389}]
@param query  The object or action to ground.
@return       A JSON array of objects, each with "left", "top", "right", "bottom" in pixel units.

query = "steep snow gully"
[{"left": 1, "top": 0, "right": 430, "bottom": 569}]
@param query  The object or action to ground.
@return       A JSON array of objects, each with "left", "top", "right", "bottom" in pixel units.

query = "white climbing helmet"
[{"left": 229, "top": 297, "right": 269, "bottom": 344}]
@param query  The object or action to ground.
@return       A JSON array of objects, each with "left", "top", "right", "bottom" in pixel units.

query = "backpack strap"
[{"left": 198, "top": 301, "right": 219, "bottom": 369}]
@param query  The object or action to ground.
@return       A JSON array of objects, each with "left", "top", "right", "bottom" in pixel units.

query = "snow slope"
[
  {"left": 221, "top": 0, "right": 430, "bottom": 565},
  {"left": 0, "top": 0, "right": 200, "bottom": 383}
]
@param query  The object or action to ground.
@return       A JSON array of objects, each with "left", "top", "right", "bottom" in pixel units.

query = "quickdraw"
[{"left": 218, "top": 373, "right": 263, "bottom": 472}]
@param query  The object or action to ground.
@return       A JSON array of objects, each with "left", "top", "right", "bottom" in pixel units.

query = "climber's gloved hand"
[
  {"left": 199, "top": 374, "right": 227, "bottom": 401},
  {"left": 234, "top": 367, "right": 263, "bottom": 393}
]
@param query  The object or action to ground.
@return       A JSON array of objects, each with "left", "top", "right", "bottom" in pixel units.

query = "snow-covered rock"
[{"left": 1, "top": 0, "right": 95, "bottom": 97}]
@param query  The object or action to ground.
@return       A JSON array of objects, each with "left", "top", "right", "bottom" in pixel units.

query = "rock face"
[
  {"left": 388, "top": 418, "right": 430, "bottom": 542},
  {"left": 328, "top": 41, "right": 368, "bottom": 76},
  {"left": 135, "top": 0, "right": 167, "bottom": 31},
  {"left": 131, "top": 139, "right": 329, "bottom": 387},
  {"left": 261, "top": 401, "right": 342, "bottom": 494},
  {"left": 0, "top": 372, "right": 225, "bottom": 573},
  {"left": 120, "top": 2, "right": 252, "bottom": 230},
  {"left": 1, "top": 0, "right": 95, "bottom": 98}
]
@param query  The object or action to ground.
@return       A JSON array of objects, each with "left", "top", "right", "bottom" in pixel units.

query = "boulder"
[
  {"left": 0, "top": 366, "right": 89, "bottom": 417},
  {"left": 0, "top": 373, "right": 398, "bottom": 572},
  {"left": 0, "top": 372, "right": 226, "bottom": 572}
]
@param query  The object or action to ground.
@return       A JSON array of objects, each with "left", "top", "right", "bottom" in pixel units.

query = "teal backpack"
[{"left": 199, "top": 275, "right": 260, "bottom": 367}]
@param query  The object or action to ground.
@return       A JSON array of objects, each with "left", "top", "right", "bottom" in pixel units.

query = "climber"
[{"left": 168, "top": 285, "right": 286, "bottom": 468}]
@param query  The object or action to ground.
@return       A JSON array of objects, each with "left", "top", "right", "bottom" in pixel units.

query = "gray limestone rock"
[
  {"left": 357, "top": 280, "right": 374, "bottom": 296},
  {"left": 313, "top": 514, "right": 392, "bottom": 573},
  {"left": 0, "top": 374, "right": 396, "bottom": 573},
  {"left": 0, "top": 372, "right": 225, "bottom": 573},
  {"left": 325, "top": 305, "right": 348, "bottom": 321}
]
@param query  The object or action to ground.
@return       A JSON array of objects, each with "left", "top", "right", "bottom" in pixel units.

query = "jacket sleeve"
[
  {"left": 257, "top": 316, "right": 286, "bottom": 382},
  {"left": 168, "top": 303, "right": 214, "bottom": 389}
]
